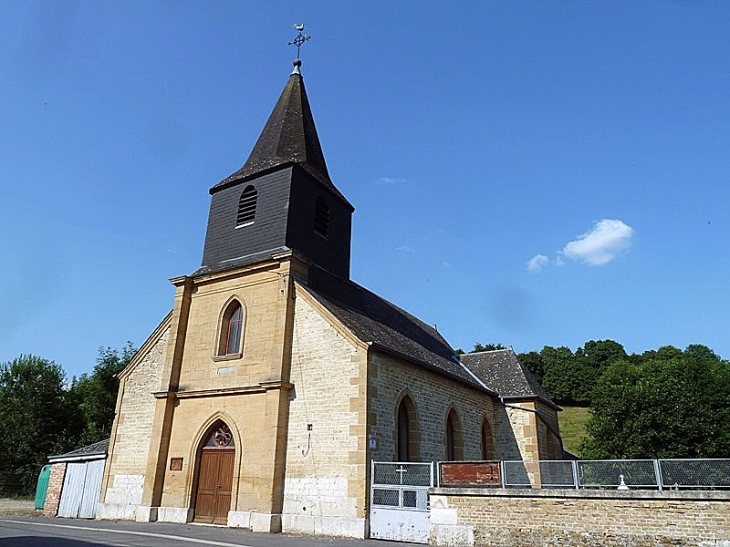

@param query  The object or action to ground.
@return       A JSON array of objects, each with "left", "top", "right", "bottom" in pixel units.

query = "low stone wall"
[{"left": 430, "top": 487, "right": 730, "bottom": 546}]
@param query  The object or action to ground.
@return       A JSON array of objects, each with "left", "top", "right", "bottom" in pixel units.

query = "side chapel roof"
[{"left": 460, "top": 349, "right": 559, "bottom": 409}]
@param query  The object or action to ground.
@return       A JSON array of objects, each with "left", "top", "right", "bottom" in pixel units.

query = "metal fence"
[{"left": 499, "top": 459, "right": 730, "bottom": 490}]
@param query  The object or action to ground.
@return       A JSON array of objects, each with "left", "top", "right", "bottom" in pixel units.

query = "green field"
[{"left": 558, "top": 406, "right": 591, "bottom": 457}]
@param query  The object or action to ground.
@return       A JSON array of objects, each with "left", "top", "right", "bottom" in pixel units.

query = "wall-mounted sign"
[{"left": 368, "top": 436, "right": 379, "bottom": 451}]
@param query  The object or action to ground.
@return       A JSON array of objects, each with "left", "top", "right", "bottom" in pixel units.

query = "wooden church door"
[{"left": 193, "top": 423, "right": 235, "bottom": 524}]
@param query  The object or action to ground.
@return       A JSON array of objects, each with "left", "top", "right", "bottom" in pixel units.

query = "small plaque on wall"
[
  {"left": 170, "top": 457, "right": 183, "bottom": 471},
  {"left": 368, "top": 436, "right": 379, "bottom": 451}
]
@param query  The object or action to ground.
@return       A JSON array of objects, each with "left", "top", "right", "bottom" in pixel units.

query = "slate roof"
[
  {"left": 460, "top": 349, "right": 559, "bottom": 408},
  {"left": 302, "top": 266, "right": 494, "bottom": 393},
  {"left": 49, "top": 438, "right": 109, "bottom": 462},
  {"left": 211, "top": 67, "right": 352, "bottom": 209}
]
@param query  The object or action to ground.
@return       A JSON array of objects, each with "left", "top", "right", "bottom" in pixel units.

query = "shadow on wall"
[{"left": 492, "top": 405, "right": 528, "bottom": 482}]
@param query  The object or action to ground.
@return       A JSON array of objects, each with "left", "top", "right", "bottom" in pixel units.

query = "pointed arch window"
[
  {"left": 314, "top": 196, "right": 330, "bottom": 238},
  {"left": 446, "top": 409, "right": 463, "bottom": 461},
  {"left": 218, "top": 301, "right": 244, "bottom": 356},
  {"left": 481, "top": 419, "right": 494, "bottom": 460},
  {"left": 396, "top": 395, "right": 419, "bottom": 462},
  {"left": 236, "top": 185, "right": 257, "bottom": 227}
]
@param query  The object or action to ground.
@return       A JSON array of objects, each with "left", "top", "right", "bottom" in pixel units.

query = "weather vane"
[{"left": 289, "top": 23, "right": 311, "bottom": 60}]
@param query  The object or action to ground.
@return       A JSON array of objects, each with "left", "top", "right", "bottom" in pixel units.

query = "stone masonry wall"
[
  {"left": 43, "top": 462, "right": 67, "bottom": 517},
  {"left": 282, "top": 290, "right": 367, "bottom": 538},
  {"left": 97, "top": 325, "right": 169, "bottom": 520},
  {"left": 369, "top": 353, "right": 501, "bottom": 463},
  {"left": 430, "top": 488, "right": 730, "bottom": 546}
]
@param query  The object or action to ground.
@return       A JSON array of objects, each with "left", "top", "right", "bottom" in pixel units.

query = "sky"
[{"left": 1, "top": 1, "right": 729, "bottom": 378}]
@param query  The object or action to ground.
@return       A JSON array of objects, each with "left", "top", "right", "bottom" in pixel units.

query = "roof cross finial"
[{"left": 289, "top": 23, "right": 310, "bottom": 73}]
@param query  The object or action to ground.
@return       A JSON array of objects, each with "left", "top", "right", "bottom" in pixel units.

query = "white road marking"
[{"left": 1, "top": 520, "right": 253, "bottom": 547}]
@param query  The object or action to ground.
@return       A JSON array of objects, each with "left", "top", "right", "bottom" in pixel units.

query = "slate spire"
[{"left": 212, "top": 61, "right": 350, "bottom": 206}]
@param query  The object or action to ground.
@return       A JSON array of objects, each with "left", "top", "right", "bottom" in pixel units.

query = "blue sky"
[{"left": 2, "top": 1, "right": 729, "bottom": 378}]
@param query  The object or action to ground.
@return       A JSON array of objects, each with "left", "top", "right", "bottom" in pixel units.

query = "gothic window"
[
  {"left": 314, "top": 196, "right": 330, "bottom": 238},
  {"left": 481, "top": 418, "right": 494, "bottom": 460},
  {"left": 218, "top": 300, "right": 244, "bottom": 355},
  {"left": 396, "top": 395, "right": 419, "bottom": 462},
  {"left": 204, "top": 422, "right": 235, "bottom": 448},
  {"left": 236, "top": 185, "right": 257, "bottom": 226},
  {"left": 445, "top": 409, "right": 463, "bottom": 461}
]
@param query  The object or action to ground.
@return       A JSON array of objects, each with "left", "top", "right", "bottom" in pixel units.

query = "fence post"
[
  {"left": 572, "top": 460, "right": 579, "bottom": 490},
  {"left": 500, "top": 460, "right": 506, "bottom": 488},
  {"left": 653, "top": 459, "right": 663, "bottom": 491}
]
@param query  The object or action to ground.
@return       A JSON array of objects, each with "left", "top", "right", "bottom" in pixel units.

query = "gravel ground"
[{"left": 0, "top": 498, "right": 36, "bottom": 517}]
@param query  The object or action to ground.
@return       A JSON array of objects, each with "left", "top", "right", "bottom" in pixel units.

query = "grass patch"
[{"left": 559, "top": 406, "right": 592, "bottom": 457}]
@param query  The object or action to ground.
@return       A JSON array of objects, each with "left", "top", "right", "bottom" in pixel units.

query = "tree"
[
  {"left": 72, "top": 343, "right": 136, "bottom": 444},
  {"left": 471, "top": 342, "right": 506, "bottom": 353},
  {"left": 540, "top": 346, "right": 586, "bottom": 404},
  {"left": 517, "top": 351, "right": 544, "bottom": 384},
  {"left": 582, "top": 347, "right": 730, "bottom": 458},
  {"left": 0, "top": 355, "right": 83, "bottom": 496}
]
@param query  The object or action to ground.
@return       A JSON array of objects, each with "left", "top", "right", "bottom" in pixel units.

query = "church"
[{"left": 97, "top": 48, "right": 563, "bottom": 539}]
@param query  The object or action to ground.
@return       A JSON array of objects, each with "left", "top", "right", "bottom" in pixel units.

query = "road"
[{"left": 0, "top": 517, "right": 410, "bottom": 547}]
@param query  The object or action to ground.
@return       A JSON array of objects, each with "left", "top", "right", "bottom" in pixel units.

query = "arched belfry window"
[
  {"left": 314, "top": 196, "right": 330, "bottom": 238},
  {"left": 218, "top": 300, "right": 244, "bottom": 355},
  {"left": 396, "top": 395, "right": 419, "bottom": 462},
  {"left": 236, "top": 185, "right": 257, "bottom": 226},
  {"left": 445, "top": 409, "right": 463, "bottom": 461}
]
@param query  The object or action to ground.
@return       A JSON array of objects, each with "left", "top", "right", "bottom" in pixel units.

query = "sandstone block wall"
[
  {"left": 368, "top": 353, "right": 501, "bottom": 463},
  {"left": 175, "top": 265, "right": 289, "bottom": 392},
  {"left": 430, "top": 488, "right": 730, "bottom": 547},
  {"left": 98, "top": 324, "right": 169, "bottom": 519},
  {"left": 282, "top": 289, "right": 367, "bottom": 538}
]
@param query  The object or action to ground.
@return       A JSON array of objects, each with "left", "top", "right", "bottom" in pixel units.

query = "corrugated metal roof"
[{"left": 49, "top": 438, "right": 109, "bottom": 462}]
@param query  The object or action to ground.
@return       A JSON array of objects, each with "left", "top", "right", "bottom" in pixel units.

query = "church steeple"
[
  {"left": 199, "top": 52, "right": 353, "bottom": 280},
  {"left": 211, "top": 64, "right": 350, "bottom": 207}
]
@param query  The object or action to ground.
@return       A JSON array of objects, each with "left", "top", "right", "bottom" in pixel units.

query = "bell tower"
[{"left": 199, "top": 56, "right": 353, "bottom": 280}]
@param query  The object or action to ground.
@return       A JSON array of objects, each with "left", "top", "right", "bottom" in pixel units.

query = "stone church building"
[{"left": 98, "top": 57, "right": 563, "bottom": 538}]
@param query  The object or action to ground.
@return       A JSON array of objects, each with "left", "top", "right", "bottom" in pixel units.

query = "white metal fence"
[{"left": 499, "top": 459, "right": 730, "bottom": 490}]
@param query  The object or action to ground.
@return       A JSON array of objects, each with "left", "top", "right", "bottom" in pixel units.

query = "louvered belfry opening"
[
  {"left": 236, "top": 185, "right": 257, "bottom": 226},
  {"left": 314, "top": 196, "right": 330, "bottom": 238}
]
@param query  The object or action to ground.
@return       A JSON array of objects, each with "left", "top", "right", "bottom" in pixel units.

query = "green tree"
[
  {"left": 0, "top": 355, "right": 82, "bottom": 496},
  {"left": 582, "top": 347, "right": 730, "bottom": 458},
  {"left": 540, "top": 346, "right": 586, "bottom": 404},
  {"left": 72, "top": 343, "right": 136, "bottom": 444},
  {"left": 471, "top": 342, "right": 506, "bottom": 353},
  {"left": 517, "top": 351, "right": 544, "bottom": 384}
]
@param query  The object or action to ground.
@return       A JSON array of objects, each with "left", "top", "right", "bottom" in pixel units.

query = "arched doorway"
[{"left": 193, "top": 422, "right": 235, "bottom": 524}]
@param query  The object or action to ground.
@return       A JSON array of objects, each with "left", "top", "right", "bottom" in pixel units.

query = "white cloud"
[
  {"left": 395, "top": 245, "right": 415, "bottom": 254},
  {"left": 527, "top": 254, "right": 549, "bottom": 273},
  {"left": 376, "top": 176, "right": 406, "bottom": 184},
  {"left": 561, "top": 219, "right": 633, "bottom": 266}
]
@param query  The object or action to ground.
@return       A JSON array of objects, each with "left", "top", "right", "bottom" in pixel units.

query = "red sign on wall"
[{"left": 439, "top": 461, "right": 501, "bottom": 487}]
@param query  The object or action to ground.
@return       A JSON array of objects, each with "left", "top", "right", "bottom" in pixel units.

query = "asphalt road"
[{"left": 0, "top": 517, "right": 410, "bottom": 547}]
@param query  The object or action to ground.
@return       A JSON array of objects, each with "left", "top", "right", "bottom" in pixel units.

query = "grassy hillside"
[{"left": 558, "top": 406, "right": 591, "bottom": 457}]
